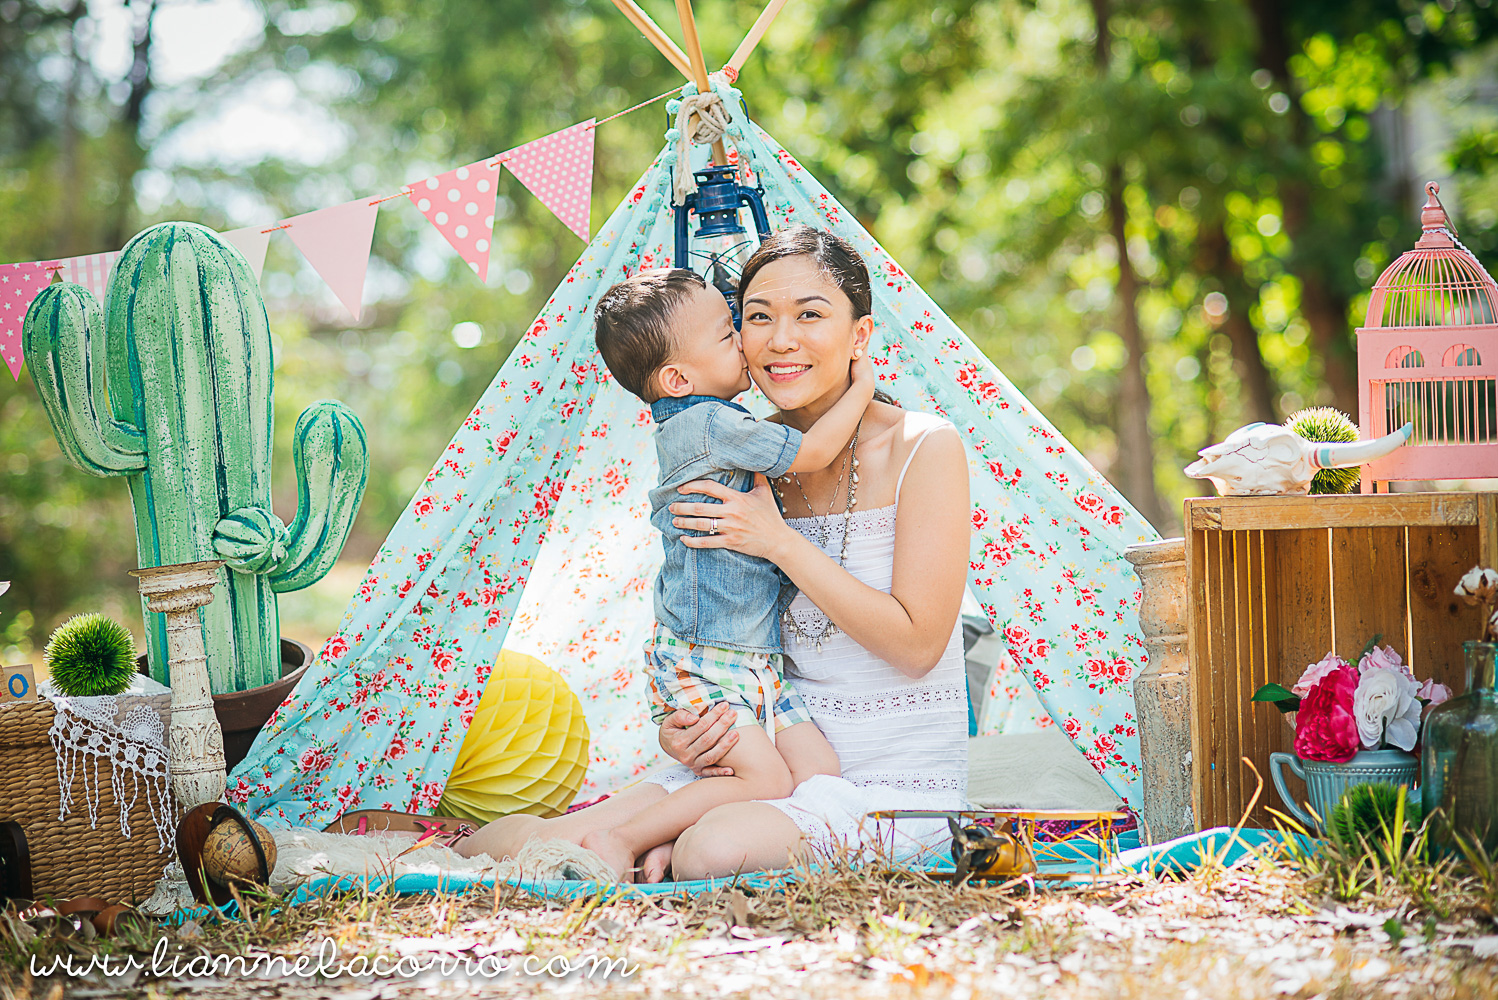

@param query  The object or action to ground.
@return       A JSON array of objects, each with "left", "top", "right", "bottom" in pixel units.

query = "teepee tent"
[{"left": 230, "top": 41, "right": 1159, "bottom": 830}]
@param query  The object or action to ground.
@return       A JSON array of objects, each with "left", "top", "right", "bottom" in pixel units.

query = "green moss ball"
[
  {"left": 44, "top": 613, "right": 138, "bottom": 697},
  {"left": 1286, "top": 406, "right": 1361, "bottom": 494},
  {"left": 1328, "top": 781, "right": 1420, "bottom": 850}
]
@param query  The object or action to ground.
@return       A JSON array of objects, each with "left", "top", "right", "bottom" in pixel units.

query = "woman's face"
[{"left": 740, "top": 255, "right": 871, "bottom": 414}]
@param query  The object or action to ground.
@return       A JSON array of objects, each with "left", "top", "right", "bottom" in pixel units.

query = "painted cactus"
[{"left": 23, "top": 222, "right": 368, "bottom": 694}]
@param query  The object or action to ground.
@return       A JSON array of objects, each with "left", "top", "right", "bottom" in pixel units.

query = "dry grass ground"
[{"left": 1, "top": 834, "right": 1496, "bottom": 1000}]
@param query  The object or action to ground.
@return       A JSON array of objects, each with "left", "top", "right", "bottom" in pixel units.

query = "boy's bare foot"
[
  {"left": 638, "top": 842, "right": 673, "bottom": 883},
  {"left": 579, "top": 829, "right": 638, "bottom": 882},
  {"left": 455, "top": 813, "right": 545, "bottom": 859}
]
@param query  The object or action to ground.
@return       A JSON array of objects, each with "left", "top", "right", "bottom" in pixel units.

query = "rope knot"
[{"left": 673, "top": 90, "right": 734, "bottom": 205}]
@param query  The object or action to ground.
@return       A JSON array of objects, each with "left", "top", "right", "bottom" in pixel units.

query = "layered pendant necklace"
[{"left": 773, "top": 418, "right": 862, "bottom": 649}]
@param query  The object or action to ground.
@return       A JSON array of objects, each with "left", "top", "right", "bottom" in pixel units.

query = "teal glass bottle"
[{"left": 1421, "top": 641, "right": 1498, "bottom": 855}]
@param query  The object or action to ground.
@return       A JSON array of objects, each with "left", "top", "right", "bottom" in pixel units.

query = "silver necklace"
[{"left": 773, "top": 418, "right": 861, "bottom": 648}]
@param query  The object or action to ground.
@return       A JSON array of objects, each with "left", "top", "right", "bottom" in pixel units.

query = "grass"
[{"left": 0, "top": 813, "right": 1495, "bottom": 998}]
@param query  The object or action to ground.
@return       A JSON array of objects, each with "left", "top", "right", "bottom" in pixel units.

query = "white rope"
[{"left": 673, "top": 90, "right": 733, "bottom": 205}]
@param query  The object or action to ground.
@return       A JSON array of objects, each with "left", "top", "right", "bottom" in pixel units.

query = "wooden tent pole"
[
  {"left": 726, "top": 0, "right": 791, "bottom": 76},
  {"left": 673, "top": 0, "right": 728, "bottom": 165},
  {"left": 608, "top": 0, "right": 694, "bottom": 79}
]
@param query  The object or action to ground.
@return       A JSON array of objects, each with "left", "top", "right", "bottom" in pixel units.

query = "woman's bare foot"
[
  {"left": 454, "top": 813, "right": 546, "bottom": 859},
  {"left": 579, "top": 829, "right": 638, "bottom": 882},
  {"left": 638, "top": 841, "right": 673, "bottom": 883}
]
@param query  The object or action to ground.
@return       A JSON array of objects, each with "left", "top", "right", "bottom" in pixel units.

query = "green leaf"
[
  {"left": 1359, "top": 633, "right": 1384, "bottom": 661},
  {"left": 1251, "top": 683, "right": 1301, "bottom": 714},
  {"left": 1251, "top": 683, "right": 1297, "bottom": 703}
]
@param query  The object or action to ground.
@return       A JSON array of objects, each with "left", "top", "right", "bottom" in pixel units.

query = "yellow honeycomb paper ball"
[{"left": 439, "top": 650, "right": 590, "bottom": 824}]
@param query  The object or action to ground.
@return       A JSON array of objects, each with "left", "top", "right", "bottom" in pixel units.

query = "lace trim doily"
[
  {"left": 800, "top": 684, "right": 968, "bottom": 720},
  {"left": 47, "top": 693, "right": 173, "bottom": 852}
]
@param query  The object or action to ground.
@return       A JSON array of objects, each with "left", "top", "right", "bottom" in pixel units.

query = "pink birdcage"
[{"left": 1357, "top": 181, "right": 1498, "bottom": 492}]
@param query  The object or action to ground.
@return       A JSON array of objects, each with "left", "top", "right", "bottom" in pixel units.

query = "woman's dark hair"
[
  {"left": 736, "top": 225, "right": 872, "bottom": 320},
  {"left": 737, "top": 225, "right": 898, "bottom": 406}
]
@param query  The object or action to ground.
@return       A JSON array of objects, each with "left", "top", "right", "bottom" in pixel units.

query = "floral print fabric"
[{"left": 231, "top": 79, "right": 1158, "bottom": 828}]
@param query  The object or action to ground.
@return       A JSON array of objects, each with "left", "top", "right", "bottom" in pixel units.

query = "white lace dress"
[{"left": 645, "top": 425, "right": 969, "bottom": 863}]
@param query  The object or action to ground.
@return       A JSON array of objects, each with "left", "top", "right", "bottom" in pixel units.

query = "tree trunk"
[
  {"left": 1247, "top": 0, "right": 1359, "bottom": 417},
  {"left": 104, "top": 0, "right": 157, "bottom": 251},
  {"left": 1198, "top": 220, "right": 1278, "bottom": 424},
  {"left": 1092, "top": 0, "right": 1169, "bottom": 530},
  {"left": 58, "top": 1, "right": 86, "bottom": 255}
]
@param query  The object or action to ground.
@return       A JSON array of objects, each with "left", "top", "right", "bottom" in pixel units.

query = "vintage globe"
[
  {"left": 438, "top": 650, "right": 590, "bottom": 824},
  {"left": 202, "top": 815, "right": 278, "bottom": 886}
]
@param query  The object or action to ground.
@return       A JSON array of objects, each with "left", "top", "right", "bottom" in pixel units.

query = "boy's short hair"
[{"left": 594, "top": 268, "right": 707, "bottom": 403}]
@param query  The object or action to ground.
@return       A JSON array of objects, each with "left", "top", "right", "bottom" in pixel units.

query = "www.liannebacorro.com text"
[{"left": 30, "top": 937, "right": 638, "bottom": 981}]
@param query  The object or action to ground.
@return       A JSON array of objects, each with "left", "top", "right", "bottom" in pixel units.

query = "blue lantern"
[{"left": 672, "top": 164, "right": 772, "bottom": 328}]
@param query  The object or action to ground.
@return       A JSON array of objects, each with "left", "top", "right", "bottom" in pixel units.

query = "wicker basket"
[{"left": 0, "top": 699, "right": 177, "bottom": 903}]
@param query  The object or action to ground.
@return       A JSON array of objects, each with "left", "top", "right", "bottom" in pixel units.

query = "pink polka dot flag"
[
  {"left": 498, "top": 119, "right": 596, "bottom": 243},
  {"left": 407, "top": 157, "right": 503, "bottom": 281},
  {"left": 1, "top": 261, "right": 54, "bottom": 380}
]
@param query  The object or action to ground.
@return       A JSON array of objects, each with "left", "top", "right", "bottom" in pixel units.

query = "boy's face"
[{"left": 658, "top": 283, "right": 751, "bottom": 400}]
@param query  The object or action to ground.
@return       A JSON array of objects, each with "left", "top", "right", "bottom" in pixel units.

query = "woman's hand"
[
  {"left": 671, "top": 474, "right": 792, "bottom": 560},
  {"left": 658, "top": 702, "right": 741, "bottom": 776}
]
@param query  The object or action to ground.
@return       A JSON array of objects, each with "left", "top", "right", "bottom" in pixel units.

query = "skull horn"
[{"left": 1311, "top": 422, "right": 1414, "bottom": 470}]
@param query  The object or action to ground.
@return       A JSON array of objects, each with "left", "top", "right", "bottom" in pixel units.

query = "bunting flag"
[
  {"left": 54, "top": 251, "right": 119, "bottom": 303},
  {"left": 221, "top": 226, "right": 271, "bottom": 280},
  {"left": 499, "top": 120, "right": 596, "bottom": 242},
  {"left": 407, "top": 158, "right": 502, "bottom": 281},
  {"left": 1, "top": 262, "right": 54, "bottom": 380},
  {"left": 282, "top": 198, "right": 380, "bottom": 321}
]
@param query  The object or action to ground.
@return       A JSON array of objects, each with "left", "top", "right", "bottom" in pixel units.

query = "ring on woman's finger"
[{"left": 708, "top": 518, "right": 720, "bottom": 535}]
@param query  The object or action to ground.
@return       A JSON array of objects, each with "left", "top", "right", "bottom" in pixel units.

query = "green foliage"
[
  {"left": 6, "top": 0, "right": 1498, "bottom": 653},
  {"left": 44, "top": 612, "right": 136, "bottom": 697},
  {"left": 1286, "top": 406, "right": 1360, "bottom": 493},
  {"left": 1250, "top": 682, "right": 1302, "bottom": 713},
  {"left": 1328, "top": 781, "right": 1421, "bottom": 855}
]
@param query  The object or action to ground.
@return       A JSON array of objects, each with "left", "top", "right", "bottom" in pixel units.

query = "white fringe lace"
[{"left": 47, "top": 694, "right": 174, "bottom": 852}]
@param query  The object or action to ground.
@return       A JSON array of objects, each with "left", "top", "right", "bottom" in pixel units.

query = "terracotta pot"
[{"left": 137, "top": 637, "right": 312, "bottom": 771}]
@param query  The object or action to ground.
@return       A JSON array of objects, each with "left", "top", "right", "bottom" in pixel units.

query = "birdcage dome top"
[{"left": 1364, "top": 181, "right": 1498, "bottom": 330}]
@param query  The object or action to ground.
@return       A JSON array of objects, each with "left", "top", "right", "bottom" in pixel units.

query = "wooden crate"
[{"left": 1185, "top": 493, "right": 1495, "bottom": 830}]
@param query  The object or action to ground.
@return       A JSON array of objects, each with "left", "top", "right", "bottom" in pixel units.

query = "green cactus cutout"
[{"left": 23, "top": 222, "right": 369, "bottom": 695}]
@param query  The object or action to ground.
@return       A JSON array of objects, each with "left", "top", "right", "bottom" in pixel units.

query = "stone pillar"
[
  {"left": 1123, "top": 538, "right": 1194, "bottom": 844},
  {"left": 129, "top": 560, "right": 228, "bottom": 809}
]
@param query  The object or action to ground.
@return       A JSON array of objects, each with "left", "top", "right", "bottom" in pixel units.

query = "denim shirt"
[{"left": 648, "top": 395, "right": 804, "bottom": 653}]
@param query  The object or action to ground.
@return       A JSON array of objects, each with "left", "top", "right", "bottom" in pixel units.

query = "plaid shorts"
[{"left": 643, "top": 623, "right": 812, "bottom": 736}]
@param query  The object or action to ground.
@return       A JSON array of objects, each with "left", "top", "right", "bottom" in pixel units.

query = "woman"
[{"left": 459, "top": 226, "right": 971, "bottom": 880}]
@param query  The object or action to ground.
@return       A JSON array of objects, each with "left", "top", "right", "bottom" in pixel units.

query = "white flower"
[
  {"left": 1353, "top": 664, "right": 1423, "bottom": 751},
  {"left": 1455, "top": 566, "right": 1498, "bottom": 605}
]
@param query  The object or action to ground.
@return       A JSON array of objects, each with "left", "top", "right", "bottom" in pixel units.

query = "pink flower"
[
  {"left": 1291, "top": 652, "right": 1349, "bottom": 699},
  {"left": 432, "top": 649, "right": 455, "bottom": 673},
  {"left": 1063, "top": 717, "right": 1083, "bottom": 739},
  {"left": 413, "top": 495, "right": 435, "bottom": 517},
  {"left": 1094, "top": 733, "right": 1117, "bottom": 755},
  {"left": 1102, "top": 507, "right": 1124, "bottom": 527},
  {"left": 322, "top": 635, "right": 350, "bottom": 661},
  {"left": 418, "top": 782, "right": 444, "bottom": 810},
  {"left": 1359, "top": 644, "right": 1417, "bottom": 684},
  {"left": 298, "top": 747, "right": 331, "bottom": 773},
  {"left": 359, "top": 707, "right": 380, "bottom": 726},
  {"left": 385, "top": 737, "right": 408, "bottom": 762},
  {"left": 1294, "top": 664, "right": 1360, "bottom": 763},
  {"left": 971, "top": 507, "right": 989, "bottom": 530},
  {"left": 1003, "top": 624, "right": 1031, "bottom": 647},
  {"left": 1029, "top": 638, "right": 1051, "bottom": 659},
  {"left": 1076, "top": 493, "right": 1105, "bottom": 515},
  {"left": 1418, "top": 677, "right": 1453, "bottom": 708},
  {"left": 977, "top": 382, "right": 1001, "bottom": 402},
  {"left": 225, "top": 777, "right": 250, "bottom": 805},
  {"left": 1110, "top": 657, "right": 1133, "bottom": 684},
  {"left": 1084, "top": 657, "right": 1109, "bottom": 681}
]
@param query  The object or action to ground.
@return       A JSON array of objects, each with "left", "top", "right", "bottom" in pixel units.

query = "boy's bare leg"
[
  {"left": 774, "top": 721, "right": 840, "bottom": 788},
  {"left": 581, "top": 724, "right": 793, "bottom": 878},
  {"left": 456, "top": 781, "right": 667, "bottom": 859}
]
